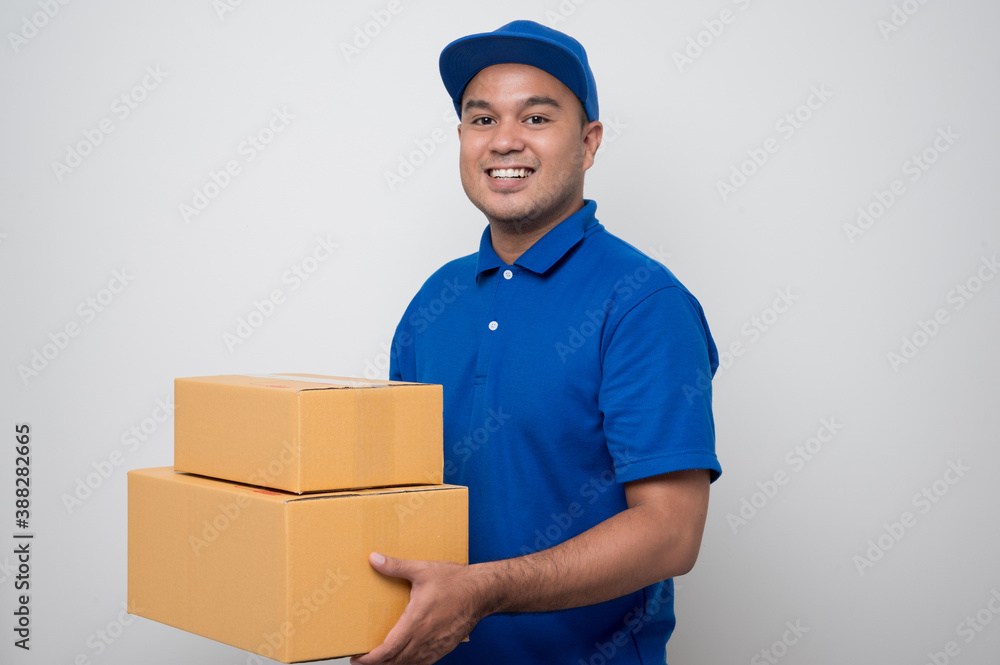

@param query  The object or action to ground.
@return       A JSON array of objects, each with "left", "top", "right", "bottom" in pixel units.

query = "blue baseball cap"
[{"left": 439, "top": 20, "right": 599, "bottom": 122}]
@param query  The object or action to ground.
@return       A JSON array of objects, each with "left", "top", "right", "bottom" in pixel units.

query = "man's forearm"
[{"left": 474, "top": 469, "right": 710, "bottom": 616}]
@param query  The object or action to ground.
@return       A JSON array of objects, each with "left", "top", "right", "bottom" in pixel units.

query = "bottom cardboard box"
[{"left": 128, "top": 467, "right": 468, "bottom": 663}]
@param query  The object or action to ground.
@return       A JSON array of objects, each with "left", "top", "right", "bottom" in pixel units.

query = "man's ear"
[{"left": 582, "top": 120, "right": 603, "bottom": 171}]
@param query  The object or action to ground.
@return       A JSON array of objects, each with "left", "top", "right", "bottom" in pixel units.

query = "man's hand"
[{"left": 349, "top": 553, "right": 488, "bottom": 665}]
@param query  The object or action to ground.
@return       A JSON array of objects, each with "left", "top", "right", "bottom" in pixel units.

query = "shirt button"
[
  {"left": 503, "top": 269, "right": 513, "bottom": 280},
  {"left": 488, "top": 321, "right": 498, "bottom": 331}
]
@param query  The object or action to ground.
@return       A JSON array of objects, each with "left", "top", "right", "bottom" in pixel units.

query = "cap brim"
[{"left": 440, "top": 32, "right": 589, "bottom": 117}]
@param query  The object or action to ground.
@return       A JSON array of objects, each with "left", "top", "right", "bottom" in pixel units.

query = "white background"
[{"left": 2, "top": 1, "right": 999, "bottom": 664}]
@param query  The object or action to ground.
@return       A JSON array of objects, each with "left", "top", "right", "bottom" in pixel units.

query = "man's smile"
[{"left": 488, "top": 167, "right": 535, "bottom": 179}]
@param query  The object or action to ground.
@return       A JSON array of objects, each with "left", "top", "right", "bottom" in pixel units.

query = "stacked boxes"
[{"left": 128, "top": 373, "right": 468, "bottom": 663}]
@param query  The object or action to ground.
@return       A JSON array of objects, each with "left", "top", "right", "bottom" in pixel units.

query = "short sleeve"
[{"left": 598, "top": 286, "right": 721, "bottom": 483}]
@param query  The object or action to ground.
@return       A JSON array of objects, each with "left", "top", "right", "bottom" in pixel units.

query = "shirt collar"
[{"left": 474, "top": 200, "right": 599, "bottom": 281}]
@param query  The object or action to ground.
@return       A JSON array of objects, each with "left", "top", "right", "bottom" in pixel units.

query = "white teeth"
[{"left": 489, "top": 168, "right": 531, "bottom": 179}]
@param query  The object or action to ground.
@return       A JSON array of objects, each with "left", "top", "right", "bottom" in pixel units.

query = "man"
[{"left": 352, "top": 20, "right": 721, "bottom": 665}]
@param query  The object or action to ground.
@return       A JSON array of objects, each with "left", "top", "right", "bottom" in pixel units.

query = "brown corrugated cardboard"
[
  {"left": 174, "top": 373, "right": 443, "bottom": 493},
  {"left": 128, "top": 467, "right": 468, "bottom": 663}
]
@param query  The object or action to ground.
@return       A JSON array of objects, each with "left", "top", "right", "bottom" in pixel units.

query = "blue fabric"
[{"left": 390, "top": 200, "right": 720, "bottom": 665}]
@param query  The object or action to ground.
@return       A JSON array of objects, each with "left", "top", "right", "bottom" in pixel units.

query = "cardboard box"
[
  {"left": 128, "top": 467, "right": 468, "bottom": 663},
  {"left": 174, "top": 373, "right": 443, "bottom": 493}
]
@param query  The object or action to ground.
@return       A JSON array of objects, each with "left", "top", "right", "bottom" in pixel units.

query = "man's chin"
[{"left": 478, "top": 203, "right": 542, "bottom": 233}]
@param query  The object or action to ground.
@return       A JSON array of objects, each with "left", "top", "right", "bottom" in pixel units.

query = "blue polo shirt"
[{"left": 390, "top": 200, "right": 720, "bottom": 665}]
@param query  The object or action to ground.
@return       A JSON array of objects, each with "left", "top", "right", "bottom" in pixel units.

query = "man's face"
[{"left": 457, "top": 63, "right": 602, "bottom": 234}]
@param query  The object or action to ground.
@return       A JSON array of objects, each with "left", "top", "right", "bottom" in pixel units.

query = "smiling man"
[{"left": 352, "top": 20, "right": 721, "bottom": 665}]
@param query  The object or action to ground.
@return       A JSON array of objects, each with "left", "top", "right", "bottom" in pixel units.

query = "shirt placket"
[{"left": 473, "top": 266, "right": 519, "bottom": 385}]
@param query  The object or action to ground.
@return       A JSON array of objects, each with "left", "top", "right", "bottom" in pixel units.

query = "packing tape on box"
[
  {"left": 356, "top": 386, "right": 394, "bottom": 482},
  {"left": 244, "top": 373, "right": 380, "bottom": 388},
  {"left": 364, "top": 491, "right": 403, "bottom": 648}
]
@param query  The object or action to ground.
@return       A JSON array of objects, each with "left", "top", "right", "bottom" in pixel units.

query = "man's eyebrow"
[
  {"left": 462, "top": 96, "right": 564, "bottom": 114},
  {"left": 522, "top": 95, "right": 562, "bottom": 111},
  {"left": 463, "top": 98, "right": 494, "bottom": 113}
]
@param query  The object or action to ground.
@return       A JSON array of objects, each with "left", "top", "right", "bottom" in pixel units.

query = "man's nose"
[{"left": 488, "top": 118, "right": 526, "bottom": 154}]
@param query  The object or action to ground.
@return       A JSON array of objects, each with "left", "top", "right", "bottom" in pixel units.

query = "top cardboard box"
[{"left": 174, "top": 373, "right": 443, "bottom": 493}]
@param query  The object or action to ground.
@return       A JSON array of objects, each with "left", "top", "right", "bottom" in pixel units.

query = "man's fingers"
[
  {"left": 349, "top": 600, "right": 416, "bottom": 665},
  {"left": 349, "top": 624, "right": 410, "bottom": 664},
  {"left": 369, "top": 551, "right": 417, "bottom": 581},
  {"left": 349, "top": 636, "right": 406, "bottom": 665}
]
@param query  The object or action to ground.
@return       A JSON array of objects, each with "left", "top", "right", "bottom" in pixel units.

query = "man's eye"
[
  {"left": 525, "top": 115, "right": 546, "bottom": 124},
  {"left": 473, "top": 117, "right": 496, "bottom": 126}
]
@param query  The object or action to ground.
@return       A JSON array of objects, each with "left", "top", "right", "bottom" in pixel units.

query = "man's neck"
[{"left": 487, "top": 200, "right": 585, "bottom": 265}]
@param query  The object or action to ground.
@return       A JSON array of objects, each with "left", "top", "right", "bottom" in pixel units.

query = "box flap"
[
  {"left": 286, "top": 484, "right": 464, "bottom": 503},
  {"left": 183, "top": 374, "right": 424, "bottom": 393},
  {"left": 171, "top": 470, "right": 460, "bottom": 504}
]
